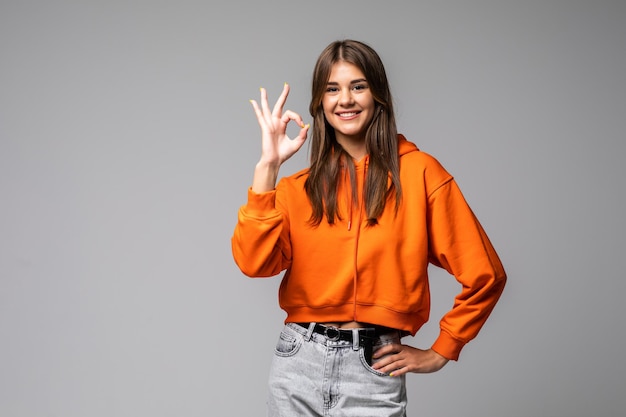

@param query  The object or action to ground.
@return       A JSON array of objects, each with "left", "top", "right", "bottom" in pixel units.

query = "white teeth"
[{"left": 339, "top": 112, "right": 357, "bottom": 117}]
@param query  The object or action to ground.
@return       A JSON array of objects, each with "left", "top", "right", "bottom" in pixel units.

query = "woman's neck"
[{"left": 337, "top": 135, "right": 366, "bottom": 161}]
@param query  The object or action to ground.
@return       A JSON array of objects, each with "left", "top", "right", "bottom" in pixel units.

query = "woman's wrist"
[{"left": 252, "top": 160, "right": 280, "bottom": 193}]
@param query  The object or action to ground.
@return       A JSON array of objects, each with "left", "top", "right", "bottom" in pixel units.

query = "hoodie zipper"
[{"left": 351, "top": 156, "right": 367, "bottom": 319}]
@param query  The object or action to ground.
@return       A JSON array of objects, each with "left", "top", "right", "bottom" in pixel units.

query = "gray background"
[{"left": 1, "top": 0, "right": 625, "bottom": 416}]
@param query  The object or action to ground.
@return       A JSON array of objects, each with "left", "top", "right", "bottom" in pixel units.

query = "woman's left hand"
[{"left": 371, "top": 344, "right": 449, "bottom": 376}]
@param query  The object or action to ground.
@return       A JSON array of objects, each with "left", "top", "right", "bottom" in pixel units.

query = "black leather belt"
[
  {"left": 297, "top": 322, "right": 379, "bottom": 342},
  {"left": 296, "top": 323, "right": 393, "bottom": 365}
]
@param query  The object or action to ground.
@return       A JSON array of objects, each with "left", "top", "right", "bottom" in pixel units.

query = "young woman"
[{"left": 232, "top": 39, "right": 506, "bottom": 416}]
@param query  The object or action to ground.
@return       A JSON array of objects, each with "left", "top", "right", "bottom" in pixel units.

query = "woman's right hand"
[{"left": 249, "top": 84, "right": 309, "bottom": 192}]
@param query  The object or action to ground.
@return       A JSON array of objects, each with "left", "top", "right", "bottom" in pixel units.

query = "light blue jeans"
[{"left": 267, "top": 323, "right": 407, "bottom": 417}]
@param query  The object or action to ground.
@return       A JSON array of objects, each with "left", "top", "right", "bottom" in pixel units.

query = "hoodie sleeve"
[
  {"left": 426, "top": 172, "right": 507, "bottom": 361},
  {"left": 231, "top": 186, "right": 292, "bottom": 278}
]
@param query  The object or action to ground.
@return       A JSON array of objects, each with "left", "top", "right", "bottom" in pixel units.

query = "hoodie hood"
[
  {"left": 398, "top": 133, "right": 419, "bottom": 157},
  {"left": 351, "top": 133, "right": 419, "bottom": 170},
  {"left": 346, "top": 134, "right": 417, "bottom": 230}
]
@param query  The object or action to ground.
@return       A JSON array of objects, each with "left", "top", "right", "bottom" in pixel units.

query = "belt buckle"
[{"left": 324, "top": 326, "right": 340, "bottom": 341}]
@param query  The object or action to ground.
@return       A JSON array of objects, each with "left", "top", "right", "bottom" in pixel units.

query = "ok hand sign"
[
  {"left": 250, "top": 83, "right": 309, "bottom": 167},
  {"left": 249, "top": 83, "right": 310, "bottom": 192}
]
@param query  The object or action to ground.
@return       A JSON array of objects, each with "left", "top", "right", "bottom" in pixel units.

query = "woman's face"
[{"left": 322, "top": 61, "right": 375, "bottom": 145}]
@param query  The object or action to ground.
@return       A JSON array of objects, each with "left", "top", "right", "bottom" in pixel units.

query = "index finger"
[{"left": 372, "top": 343, "right": 399, "bottom": 359}]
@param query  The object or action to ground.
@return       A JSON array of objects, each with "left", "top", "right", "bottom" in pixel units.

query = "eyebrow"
[{"left": 326, "top": 78, "right": 368, "bottom": 85}]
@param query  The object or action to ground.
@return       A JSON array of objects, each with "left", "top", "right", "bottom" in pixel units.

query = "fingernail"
[{"left": 389, "top": 372, "right": 395, "bottom": 377}]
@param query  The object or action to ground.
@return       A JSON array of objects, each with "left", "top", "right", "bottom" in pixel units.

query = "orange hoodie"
[{"left": 231, "top": 135, "right": 506, "bottom": 360}]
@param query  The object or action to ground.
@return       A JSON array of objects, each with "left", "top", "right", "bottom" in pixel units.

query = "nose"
[{"left": 338, "top": 88, "right": 354, "bottom": 106}]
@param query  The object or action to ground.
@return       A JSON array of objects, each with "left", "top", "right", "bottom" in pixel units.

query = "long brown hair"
[{"left": 304, "top": 39, "right": 402, "bottom": 226}]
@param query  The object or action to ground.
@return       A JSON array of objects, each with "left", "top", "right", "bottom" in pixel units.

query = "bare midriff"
[{"left": 320, "top": 321, "right": 370, "bottom": 329}]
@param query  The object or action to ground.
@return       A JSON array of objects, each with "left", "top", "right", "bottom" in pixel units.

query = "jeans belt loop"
[
  {"left": 305, "top": 322, "right": 316, "bottom": 341},
  {"left": 351, "top": 328, "right": 360, "bottom": 351}
]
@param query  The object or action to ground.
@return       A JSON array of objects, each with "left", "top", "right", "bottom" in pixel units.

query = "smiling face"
[{"left": 322, "top": 61, "right": 376, "bottom": 148}]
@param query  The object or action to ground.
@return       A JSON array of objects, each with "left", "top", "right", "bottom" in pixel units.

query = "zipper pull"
[{"left": 347, "top": 220, "right": 351, "bottom": 231}]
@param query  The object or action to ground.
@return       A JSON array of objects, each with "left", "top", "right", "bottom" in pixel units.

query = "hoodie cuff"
[
  {"left": 244, "top": 187, "right": 277, "bottom": 217},
  {"left": 431, "top": 330, "right": 465, "bottom": 361}
]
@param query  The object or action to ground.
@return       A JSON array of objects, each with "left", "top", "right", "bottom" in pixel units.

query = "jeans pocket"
[
  {"left": 274, "top": 329, "right": 302, "bottom": 357},
  {"left": 360, "top": 336, "right": 401, "bottom": 376},
  {"left": 360, "top": 346, "right": 390, "bottom": 376}
]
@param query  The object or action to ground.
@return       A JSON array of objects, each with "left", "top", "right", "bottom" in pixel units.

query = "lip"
[{"left": 335, "top": 111, "right": 361, "bottom": 120}]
